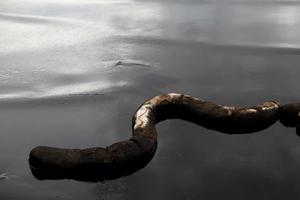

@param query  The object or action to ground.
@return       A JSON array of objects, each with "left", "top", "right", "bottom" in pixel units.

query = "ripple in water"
[{"left": 0, "top": 60, "right": 156, "bottom": 101}]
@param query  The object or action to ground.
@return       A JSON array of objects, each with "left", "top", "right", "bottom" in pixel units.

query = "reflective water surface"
[{"left": 1, "top": 0, "right": 300, "bottom": 199}]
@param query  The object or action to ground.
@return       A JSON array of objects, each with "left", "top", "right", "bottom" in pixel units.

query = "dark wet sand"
[{"left": 2, "top": 0, "right": 300, "bottom": 199}]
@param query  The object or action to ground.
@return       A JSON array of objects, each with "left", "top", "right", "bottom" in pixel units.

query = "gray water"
[{"left": 1, "top": 0, "right": 300, "bottom": 199}]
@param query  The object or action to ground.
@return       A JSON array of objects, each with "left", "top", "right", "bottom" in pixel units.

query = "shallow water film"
[{"left": 2, "top": 0, "right": 300, "bottom": 199}]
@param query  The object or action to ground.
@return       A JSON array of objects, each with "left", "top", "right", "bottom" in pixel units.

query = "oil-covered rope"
[{"left": 28, "top": 93, "right": 299, "bottom": 181}]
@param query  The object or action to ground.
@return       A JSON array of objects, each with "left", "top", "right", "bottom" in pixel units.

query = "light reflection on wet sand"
[{"left": 1, "top": 0, "right": 300, "bottom": 199}]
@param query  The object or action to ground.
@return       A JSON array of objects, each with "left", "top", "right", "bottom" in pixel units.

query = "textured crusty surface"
[{"left": 29, "top": 93, "right": 281, "bottom": 182}]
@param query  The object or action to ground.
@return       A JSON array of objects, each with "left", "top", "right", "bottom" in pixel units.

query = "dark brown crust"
[
  {"left": 29, "top": 93, "right": 281, "bottom": 182},
  {"left": 279, "top": 103, "right": 300, "bottom": 127}
]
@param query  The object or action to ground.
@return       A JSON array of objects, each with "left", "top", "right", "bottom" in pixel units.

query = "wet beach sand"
[{"left": 1, "top": 0, "right": 300, "bottom": 199}]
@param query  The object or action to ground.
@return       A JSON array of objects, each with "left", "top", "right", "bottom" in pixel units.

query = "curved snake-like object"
[{"left": 29, "top": 93, "right": 280, "bottom": 181}]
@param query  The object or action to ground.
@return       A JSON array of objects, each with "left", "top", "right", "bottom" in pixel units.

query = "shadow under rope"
[{"left": 28, "top": 93, "right": 300, "bottom": 182}]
